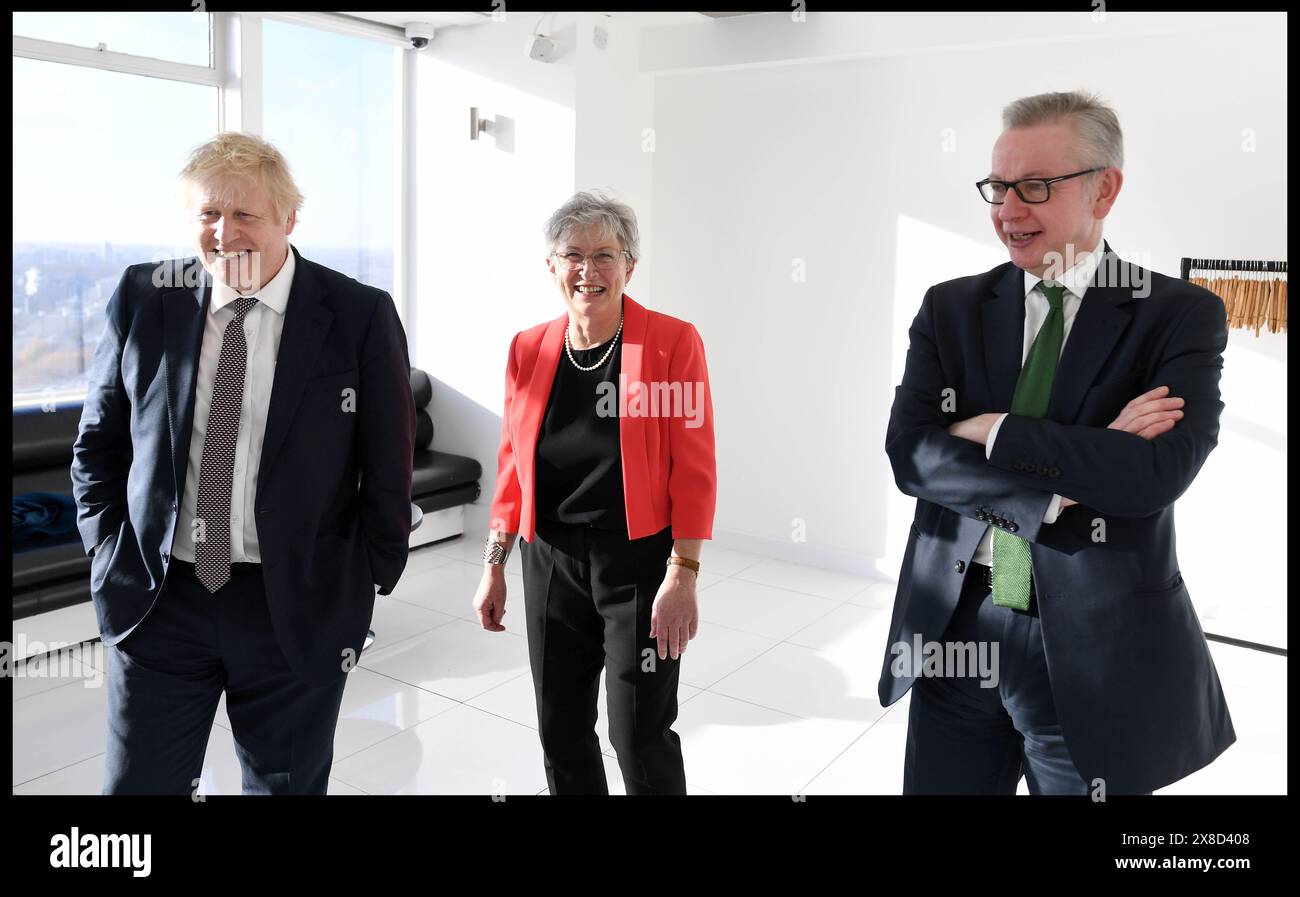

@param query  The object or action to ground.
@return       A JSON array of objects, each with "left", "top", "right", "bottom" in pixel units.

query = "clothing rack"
[
  {"left": 1180, "top": 257, "right": 1287, "bottom": 335},
  {"left": 1180, "top": 258, "right": 1287, "bottom": 279},
  {"left": 1179, "top": 256, "right": 1289, "bottom": 658}
]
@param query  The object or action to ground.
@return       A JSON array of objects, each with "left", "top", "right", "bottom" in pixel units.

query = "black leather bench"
[
  {"left": 13, "top": 367, "right": 481, "bottom": 623},
  {"left": 408, "top": 368, "right": 482, "bottom": 517},
  {"left": 13, "top": 404, "right": 90, "bottom": 621}
]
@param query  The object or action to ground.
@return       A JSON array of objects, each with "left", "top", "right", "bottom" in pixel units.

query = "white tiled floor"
[{"left": 11, "top": 538, "right": 1287, "bottom": 795}]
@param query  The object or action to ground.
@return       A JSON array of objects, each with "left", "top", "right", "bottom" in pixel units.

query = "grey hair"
[
  {"left": 1001, "top": 90, "right": 1124, "bottom": 171},
  {"left": 544, "top": 190, "right": 641, "bottom": 262}
]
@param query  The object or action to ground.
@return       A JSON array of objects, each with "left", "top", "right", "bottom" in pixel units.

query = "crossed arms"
[{"left": 885, "top": 284, "right": 1227, "bottom": 537}]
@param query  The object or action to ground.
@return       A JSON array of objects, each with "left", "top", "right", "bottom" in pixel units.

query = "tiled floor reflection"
[{"left": 13, "top": 538, "right": 1284, "bottom": 795}]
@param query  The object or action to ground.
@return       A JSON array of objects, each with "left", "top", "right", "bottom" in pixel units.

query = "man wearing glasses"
[{"left": 880, "top": 91, "right": 1235, "bottom": 794}]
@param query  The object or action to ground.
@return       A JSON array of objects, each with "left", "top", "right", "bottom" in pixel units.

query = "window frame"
[{"left": 11, "top": 19, "right": 222, "bottom": 87}]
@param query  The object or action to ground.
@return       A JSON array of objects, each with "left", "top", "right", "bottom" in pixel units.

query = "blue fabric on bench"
[{"left": 13, "top": 492, "right": 80, "bottom": 552}]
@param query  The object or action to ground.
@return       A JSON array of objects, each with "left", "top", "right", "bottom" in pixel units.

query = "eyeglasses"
[
  {"left": 551, "top": 249, "right": 632, "bottom": 272},
  {"left": 975, "top": 167, "right": 1105, "bottom": 204}
]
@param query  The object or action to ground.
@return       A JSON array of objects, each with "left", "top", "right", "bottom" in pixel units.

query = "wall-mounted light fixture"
[{"left": 470, "top": 106, "right": 494, "bottom": 141}]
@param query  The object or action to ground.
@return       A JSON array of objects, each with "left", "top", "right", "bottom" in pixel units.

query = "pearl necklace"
[{"left": 564, "top": 313, "right": 623, "bottom": 372}]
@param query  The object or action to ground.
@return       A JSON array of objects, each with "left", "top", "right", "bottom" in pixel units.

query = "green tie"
[{"left": 991, "top": 282, "right": 1066, "bottom": 610}]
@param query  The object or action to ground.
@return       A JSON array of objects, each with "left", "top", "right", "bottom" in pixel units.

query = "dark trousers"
[
  {"left": 103, "top": 559, "right": 349, "bottom": 795},
  {"left": 903, "top": 563, "right": 1147, "bottom": 795},
  {"left": 520, "top": 520, "right": 686, "bottom": 795}
]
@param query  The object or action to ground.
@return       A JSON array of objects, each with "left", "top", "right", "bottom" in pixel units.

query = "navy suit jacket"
[
  {"left": 71, "top": 247, "right": 417, "bottom": 686},
  {"left": 880, "top": 242, "right": 1236, "bottom": 793}
]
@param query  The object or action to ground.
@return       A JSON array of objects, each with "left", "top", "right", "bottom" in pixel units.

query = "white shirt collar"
[
  {"left": 210, "top": 245, "right": 296, "bottom": 316},
  {"left": 1021, "top": 240, "right": 1105, "bottom": 301}
]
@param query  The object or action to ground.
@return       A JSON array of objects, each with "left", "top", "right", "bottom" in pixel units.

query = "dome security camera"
[{"left": 404, "top": 23, "right": 434, "bottom": 50}]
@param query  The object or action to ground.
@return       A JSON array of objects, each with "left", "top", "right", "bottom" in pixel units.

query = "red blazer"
[{"left": 490, "top": 294, "right": 716, "bottom": 542}]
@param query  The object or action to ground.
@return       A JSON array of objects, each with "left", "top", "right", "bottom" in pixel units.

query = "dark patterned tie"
[{"left": 194, "top": 296, "right": 259, "bottom": 594}]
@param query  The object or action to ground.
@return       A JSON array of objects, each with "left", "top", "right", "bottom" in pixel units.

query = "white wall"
[
  {"left": 572, "top": 12, "right": 703, "bottom": 304},
  {"left": 631, "top": 11, "right": 1286, "bottom": 646},
  {"left": 411, "top": 11, "right": 1286, "bottom": 649},
  {"left": 412, "top": 13, "right": 578, "bottom": 537}
]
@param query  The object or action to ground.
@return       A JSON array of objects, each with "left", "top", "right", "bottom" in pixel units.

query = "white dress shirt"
[
  {"left": 171, "top": 248, "right": 296, "bottom": 564},
  {"left": 970, "top": 240, "right": 1104, "bottom": 567}
]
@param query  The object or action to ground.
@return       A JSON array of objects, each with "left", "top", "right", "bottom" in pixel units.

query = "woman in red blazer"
[{"left": 472, "top": 191, "right": 716, "bottom": 795}]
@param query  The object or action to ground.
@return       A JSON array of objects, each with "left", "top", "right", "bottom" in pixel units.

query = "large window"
[
  {"left": 262, "top": 18, "right": 399, "bottom": 298},
  {"left": 12, "top": 13, "right": 405, "bottom": 409},
  {"left": 12, "top": 14, "right": 217, "bottom": 409}
]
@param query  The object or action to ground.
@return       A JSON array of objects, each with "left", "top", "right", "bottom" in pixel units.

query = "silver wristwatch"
[{"left": 483, "top": 538, "right": 510, "bottom": 566}]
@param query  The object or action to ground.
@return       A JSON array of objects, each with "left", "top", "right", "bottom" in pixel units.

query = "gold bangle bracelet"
[{"left": 666, "top": 556, "right": 700, "bottom": 574}]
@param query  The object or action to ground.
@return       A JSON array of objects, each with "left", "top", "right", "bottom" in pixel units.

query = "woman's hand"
[
  {"left": 649, "top": 565, "right": 699, "bottom": 661},
  {"left": 474, "top": 565, "right": 508, "bottom": 632}
]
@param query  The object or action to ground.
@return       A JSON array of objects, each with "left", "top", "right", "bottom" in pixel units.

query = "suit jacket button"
[
  {"left": 1008, "top": 522, "right": 1019, "bottom": 533},
  {"left": 954, "top": 560, "right": 966, "bottom": 573},
  {"left": 1049, "top": 467, "right": 1061, "bottom": 478},
  {"left": 1035, "top": 465, "right": 1047, "bottom": 476},
  {"left": 976, "top": 510, "right": 987, "bottom": 521}
]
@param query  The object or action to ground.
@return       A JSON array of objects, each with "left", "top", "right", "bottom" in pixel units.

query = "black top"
[{"left": 534, "top": 333, "right": 627, "bottom": 532}]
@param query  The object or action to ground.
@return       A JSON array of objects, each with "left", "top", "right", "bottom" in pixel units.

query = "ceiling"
[
  {"left": 337, "top": 11, "right": 493, "bottom": 30},
  {"left": 338, "top": 11, "right": 763, "bottom": 31}
]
